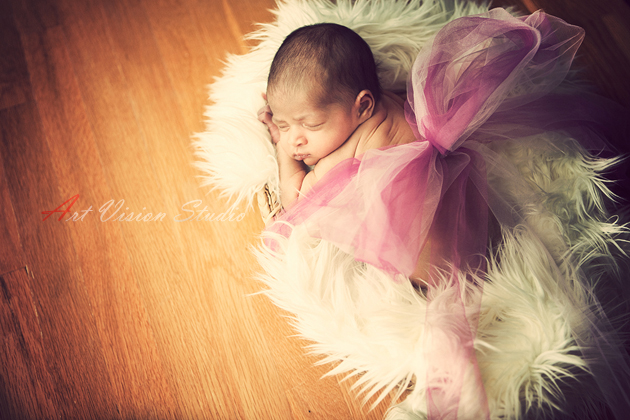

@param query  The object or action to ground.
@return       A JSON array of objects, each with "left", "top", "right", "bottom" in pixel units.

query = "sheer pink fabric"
[{"left": 266, "top": 8, "right": 630, "bottom": 419}]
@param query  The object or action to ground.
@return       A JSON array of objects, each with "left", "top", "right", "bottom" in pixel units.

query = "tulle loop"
[{"left": 406, "top": 8, "right": 586, "bottom": 156}]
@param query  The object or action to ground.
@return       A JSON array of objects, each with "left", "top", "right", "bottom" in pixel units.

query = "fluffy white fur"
[{"left": 193, "top": 1, "right": 629, "bottom": 418}]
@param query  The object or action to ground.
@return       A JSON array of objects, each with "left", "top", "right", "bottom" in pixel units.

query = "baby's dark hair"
[{"left": 267, "top": 23, "right": 381, "bottom": 106}]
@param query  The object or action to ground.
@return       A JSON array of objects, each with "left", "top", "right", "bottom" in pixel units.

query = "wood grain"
[
  {"left": 0, "top": 143, "right": 26, "bottom": 275},
  {"left": 0, "top": 1, "right": 29, "bottom": 111},
  {"left": 1, "top": 0, "right": 628, "bottom": 418},
  {"left": 0, "top": 268, "right": 58, "bottom": 420},
  {"left": 21, "top": 23, "right": 180, "bottom": 419},
  {"left": 1, "top": 97, "right": 118, "bottom": 419},
  {"left": 523, "top": 0, "right": 630, "bottom": 109}
]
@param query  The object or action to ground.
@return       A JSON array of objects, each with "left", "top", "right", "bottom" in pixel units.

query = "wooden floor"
[{"left": 1, "top": 0, "right": 629, "bottom": 419}]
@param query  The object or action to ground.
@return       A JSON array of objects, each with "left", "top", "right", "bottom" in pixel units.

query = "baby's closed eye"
[
  {"left": 277, "top": 123, "right": 323, "bottom": 132},
  {"left": 304, "top": 123, "right": 324, "bottom": 130}
]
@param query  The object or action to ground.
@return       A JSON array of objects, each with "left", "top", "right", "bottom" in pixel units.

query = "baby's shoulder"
[
  {"left": 382, "top": 90, "right": 407, "bottom": 107},
  {"left": 356, "top": 91, "right": 415, "bottom": 153}
]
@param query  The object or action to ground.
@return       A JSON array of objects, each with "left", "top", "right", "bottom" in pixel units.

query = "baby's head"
[{"left": 266, "top": 23, "right": 381, "bottom": 165}]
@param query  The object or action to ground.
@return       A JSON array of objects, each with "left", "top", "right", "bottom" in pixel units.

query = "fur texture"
[{"left": 193, "top": 1, "right": 629, "bottom": 418}]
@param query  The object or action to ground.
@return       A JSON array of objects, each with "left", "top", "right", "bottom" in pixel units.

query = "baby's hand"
[{"left": 257, "top": 100, "right": 280, "bottom": 145}]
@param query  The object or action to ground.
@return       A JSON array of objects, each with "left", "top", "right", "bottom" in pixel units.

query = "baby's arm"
[{"left": 257, "top": 103, "right": 307, "bottom": 207}]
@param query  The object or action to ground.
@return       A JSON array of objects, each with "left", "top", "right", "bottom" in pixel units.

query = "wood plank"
[
  {"left": 602, "top": 13, "right": 630, "bottom": 65},
  {"left": 54, "top": 0, "right": 277, "bottom": 417},
  {"left": 0, "top": 268, "right": 59, "bottom": 420},
  {"left": 139, "top": 0, "right": 240, "bottom": 133},
  {"left": 218, "top": 0, "right": 277, "bottom": 50},
  {"left": 20, "top": 25, "right": 182, "bottom": 419},
  {"left": 94, "top": 0, "right": 300, "bottom": 417},
  {"left": 525, "top": 0, "right": 630, "bottom": 109},
  {"left": 0, "top": 1, "right": 30, "bottom": 110},
  {"left": 0, "top": 99, "right": 119, "bottom": 419},
  {"left": 0, "top": 145, "right": 26, "bottom": 275},
  {"left": 9, "top": 0, "right": 61, "bottom": 34}
]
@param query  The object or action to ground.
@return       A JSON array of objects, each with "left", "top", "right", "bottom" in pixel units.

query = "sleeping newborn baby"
[
  {"left": 257, "top": 22, "right": 434, "bottom": 282},
  {"left": 258, "top": 23, "right": 416, "bottom": 207}
]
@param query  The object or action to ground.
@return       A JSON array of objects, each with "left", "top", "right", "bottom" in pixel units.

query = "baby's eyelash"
[{"left": 304, "top": 123, "right": 323, "bottom": 129}]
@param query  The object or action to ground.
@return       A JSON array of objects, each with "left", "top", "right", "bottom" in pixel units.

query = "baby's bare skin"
[{"left": 300, "top": 91, "right": 417, "bottom": 196}]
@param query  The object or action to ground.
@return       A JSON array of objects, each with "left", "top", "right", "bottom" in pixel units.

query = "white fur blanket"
[{"left": 192, "top": 1, "right": 629, "bottom": 418}]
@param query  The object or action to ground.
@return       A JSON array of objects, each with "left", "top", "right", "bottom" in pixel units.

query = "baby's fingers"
[
  {"left": 256, "top": 105, "right": 280, "bottom": 144},
  {"left": 257, "top": 104, "right": 271, "bottom": 122},
  {"left": 267, "top": 121, "right": 281, "bottom": 144}
]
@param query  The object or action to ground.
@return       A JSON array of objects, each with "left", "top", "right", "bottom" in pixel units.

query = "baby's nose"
[{"left": 290, "top": 131, "right": 306, "bottom": 147}]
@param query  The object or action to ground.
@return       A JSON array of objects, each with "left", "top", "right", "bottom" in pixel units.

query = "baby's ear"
[{"left": 355, "top": 90, "right": 375, "bottom": 122}]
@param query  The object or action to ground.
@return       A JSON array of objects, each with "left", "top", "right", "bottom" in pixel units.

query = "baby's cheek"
[
  {"left": 322, "top": 133, "right": 342, "bottom": 150},
  {"left": 279, "top": 138, "right": 292, "bottom": 155}
]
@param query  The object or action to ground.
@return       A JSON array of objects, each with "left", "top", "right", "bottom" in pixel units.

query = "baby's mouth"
[{"left": 293, "top": 153, "right": 310, "bottom": 161}]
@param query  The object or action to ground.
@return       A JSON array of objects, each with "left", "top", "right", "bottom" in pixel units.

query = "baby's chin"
[
  {"left": 291, "top": 150, "right": 320, "bottom": 166},
  {"left": 303, "top": 156, "right": 320, "bottom": 166}
]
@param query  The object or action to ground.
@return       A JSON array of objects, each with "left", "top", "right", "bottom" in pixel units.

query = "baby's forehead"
[
  {"left": 268, "top": 80, "right": 351, "bottom": 111},
  {"left": 269, "top": 77, "right": 322, "bottom": 99},
  {"left": 268, "top": 86, "right": 318, "bottom": 109},
  {"left": 268, "top": 94, "right": 349, "bottom": 124}
]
